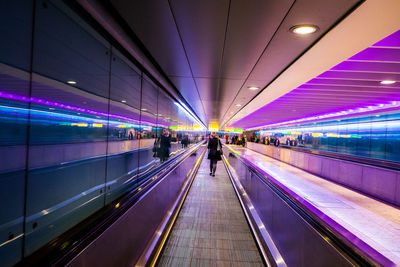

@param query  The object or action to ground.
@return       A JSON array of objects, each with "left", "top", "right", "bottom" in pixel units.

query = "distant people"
[
  {"left": 225, "top": 134, "right": 229, "bottom": 144},
  {"left": 232, "top": 135, "right": 238, "bottom": 145},
  {"left": 158, "top": 129, "right": 171, "bottom": 163},
  {"left": 207, "top": 132, "right": 223, "bottom": 176},
  {"left": 237, "top": 135, "right": 243, "bottom": 146},
  {"left": 181, "top": 134, "right": 189, "bottom": 148},
  {"left": 128, "top": 130, "right": 134, "bottom": 140},
  {"left": 274, "top": 137, "right": 280, "bottom": 147}
]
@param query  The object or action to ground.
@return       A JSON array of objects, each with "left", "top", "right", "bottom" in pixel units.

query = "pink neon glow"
[{"left": 0, "top": 91, "right": 168, "bottom": 128}]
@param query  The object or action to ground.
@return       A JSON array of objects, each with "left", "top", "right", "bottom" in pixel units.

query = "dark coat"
[
  {"left": 207, "top": 137, "right": 222, "bottom": 160},
  {"left": 158, "top": 135, "right": 171, "bottom": 158}
]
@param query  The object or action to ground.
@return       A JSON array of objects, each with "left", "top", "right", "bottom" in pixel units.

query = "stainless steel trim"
[{"left": 222, "top": 153, "right": 286, "bottom": 267}]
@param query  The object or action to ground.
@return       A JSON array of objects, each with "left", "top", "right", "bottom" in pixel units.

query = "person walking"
[
  {"left": 158, "top": 128, "right": 171, "bottom": 163},
  {"left": 207, "top": 132, "right": 223, "bottom": 176}
]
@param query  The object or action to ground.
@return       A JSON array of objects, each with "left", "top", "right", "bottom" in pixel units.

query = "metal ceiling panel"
[
  {"left": 169, "top": 0, "right": 229, "bottom": 78},
  {"left": 247, "top": 0, "right": 361, "bottom": 81},
  {"left": 111, "top": 0, "right": 191, "bottom": 77},
  {"left": 168, "top": 76, "right": 199, "bottom": 101},
  {"left": 220, "top": 0, "right": 294, "bottom": 79},
  {"left": 194, "top": 78, "right": 219, "bottom": 101}
]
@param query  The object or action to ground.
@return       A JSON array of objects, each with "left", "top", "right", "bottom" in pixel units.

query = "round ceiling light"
[
  {"left": 380, "top": 80, "right": 396, "bottom": 85},
  {"left": 248, "top": 86, "right": 259, "bottom": 90},
  {"left": 290, "top": 25, "right": 318, "bottom": 35}
]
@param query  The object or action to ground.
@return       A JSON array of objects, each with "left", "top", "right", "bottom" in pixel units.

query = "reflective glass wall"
[
  {"left": 250, "top": 111, "right": 400, "bottom": 163},
  {"left": 0, "top": 1, "right": 204, "bottom": 265}
]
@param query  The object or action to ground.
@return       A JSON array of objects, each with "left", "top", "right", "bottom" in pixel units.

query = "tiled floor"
[
  {"left": 229, "top": 145, "right": 400, "bottom": 265},
  {"left": 157, "top": 157, "right": 264, "bottom": 267}
]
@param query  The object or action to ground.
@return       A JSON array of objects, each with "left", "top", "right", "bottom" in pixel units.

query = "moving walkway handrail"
[
  {"left": 17, "top": 141, "right": 205, "bottom": 266},
  {"left": 224, "top": 145, "right": 391, "bottom": 267},
  {"left": 138, "top": 145, "right": 207, "bottom": 266}
]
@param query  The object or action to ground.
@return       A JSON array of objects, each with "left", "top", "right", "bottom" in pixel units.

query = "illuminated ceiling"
[{"left": 231, "top": 29, "right": 400, "bottom": 129}]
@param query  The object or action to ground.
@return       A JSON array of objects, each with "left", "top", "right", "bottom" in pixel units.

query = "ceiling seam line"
[
  {"left": 167, "top": 0, "right": 208, "bottom": 123},
  {"left": 221, "top": 0, "right": 297, "bottom": 128},
  {"left": 215, "top": 0, "right": 232, "bottom": 124}
]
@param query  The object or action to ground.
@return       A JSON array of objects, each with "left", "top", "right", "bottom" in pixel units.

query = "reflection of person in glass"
[
  {"left": 181, "top": 133, "right": 189, "bottom": 148},
  {"left": 159, "top": 128, "right": 171, "bottom": 163},
  {"left": 128, "top": 129, "right": 135, "bottom": 140}
]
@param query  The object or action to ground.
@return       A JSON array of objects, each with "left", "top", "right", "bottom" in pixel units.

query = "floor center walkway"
[{"left": 157, "top": 156, "right": 264, "bottom": 266}]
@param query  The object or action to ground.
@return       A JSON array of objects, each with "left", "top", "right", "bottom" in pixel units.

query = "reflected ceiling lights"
[
  {"left": 248, "top": 86, "right": 259, "bottom": 90},
  {"left": 290, "top": 25, "right": 318, "bottom": 35},
  {"left": 67, "top": 80, "right": 77, "bottom": 85},
  {"left": 0, "top": 91, "right": 167, "bottom": 128},
  {"left": 380, "top": 80, "right": 396, "bottom": 85}
]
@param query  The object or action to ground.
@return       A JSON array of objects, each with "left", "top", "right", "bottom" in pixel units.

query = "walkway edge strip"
[
  {"left": 222, "top": 154, "right": 286, "bottom": 267},
  {"left": 135, "top": 146, "right": 206, "bottom": 267}
]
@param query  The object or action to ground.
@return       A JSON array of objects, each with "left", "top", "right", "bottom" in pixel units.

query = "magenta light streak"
[{"left": 0, "top": 91, "right": 168, "bottom": 128}]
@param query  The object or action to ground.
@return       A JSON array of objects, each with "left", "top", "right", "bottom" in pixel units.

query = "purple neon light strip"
[
  {"left": 0, "top": 91, "right": 168, "bottom": 128},
  {"left": 245, "top": 102, "right": 400, "bottom": 131}
]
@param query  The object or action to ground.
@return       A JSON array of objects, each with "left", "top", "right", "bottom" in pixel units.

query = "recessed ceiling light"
[
  {"left": 248, "top": 86, "right": 259, "bottom": 90},
  {"left": 235, "top": 104, "right": 241, "bottom": 107},
  {"left": 290, "top": 25, "right": 318, "bottom": 35},
  {"left": 67, "top": 80, "right": 77, "bottom": 85},
  {"left": 141, "top": 108, "right": 147, "bottom": 111},
  {"left": 121, "top": 100, "right": 126, "bottom": 103},
  {"left": 380, "top": 80, "right": 396, "bottom": 85}
]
